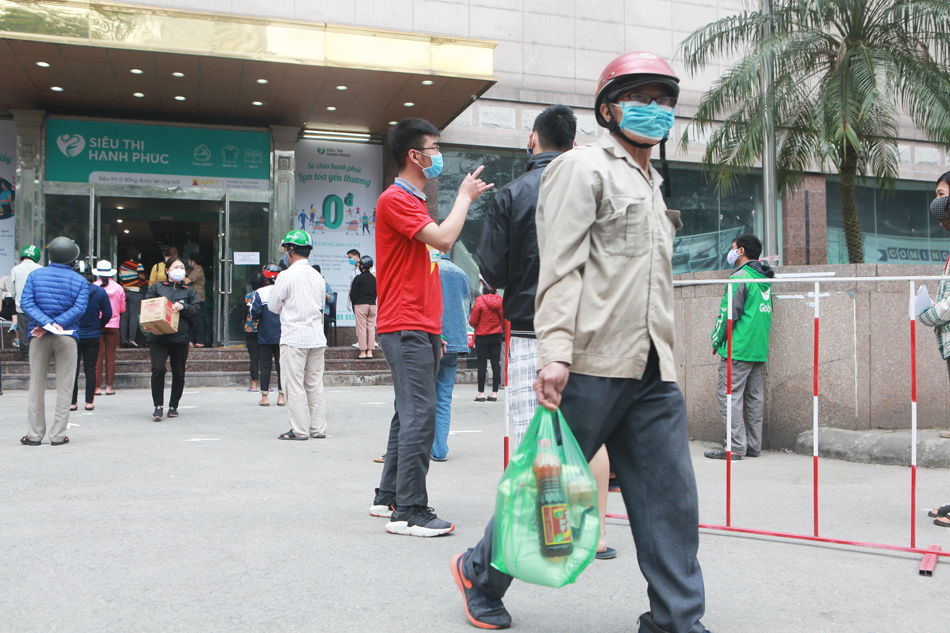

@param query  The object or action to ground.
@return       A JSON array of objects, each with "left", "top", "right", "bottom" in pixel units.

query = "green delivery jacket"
[{"left": 711, "top": 260, "right": 774, "bottom": 362}]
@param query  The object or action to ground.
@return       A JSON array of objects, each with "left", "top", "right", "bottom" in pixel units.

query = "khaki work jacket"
[{"left": 534, "top": 133, "right": 682, "bottom": 381}]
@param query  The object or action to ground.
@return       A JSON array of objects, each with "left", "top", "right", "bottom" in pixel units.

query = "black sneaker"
[
  {"left": 639, "top": 611, "right": 712, "bottom": 633},
  {"left": 369, "top": 488, "right": 396, "bottom": 518},
  {"left": 152, "top": 407, "right": 163, "bottom": 421},
  {"left": 167, "top": 408, "right": 179, "bottom": 418},
  {"left": 450, "top": 552, "right": 511, "bottom": 629},
  {"left": 386, "top": 505, "right": 454, "bottom": 537}
]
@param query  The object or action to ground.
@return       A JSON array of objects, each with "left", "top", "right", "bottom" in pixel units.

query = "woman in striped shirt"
[{"left": 118, "top": 247, "right": 147, "bottom": 348}]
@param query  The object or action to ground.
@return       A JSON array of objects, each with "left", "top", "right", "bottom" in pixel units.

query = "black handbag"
[{"left": 0, "top": 296, "right": 15, "bottom": 320}]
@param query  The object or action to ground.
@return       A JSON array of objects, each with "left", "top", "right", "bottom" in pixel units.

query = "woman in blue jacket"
[
  {"left": 250, "top": 264, "right": 285, "bottom": 407},
  {"left": 71, "top": 269, "right": 112, "bottom": 411}
]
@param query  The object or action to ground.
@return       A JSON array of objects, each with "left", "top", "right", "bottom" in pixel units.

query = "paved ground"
[{"left": 1, "top": 384, "right": 948, "bottom": 633}]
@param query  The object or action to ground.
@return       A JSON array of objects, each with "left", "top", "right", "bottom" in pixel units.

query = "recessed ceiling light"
[
  {"left": 130, "top": 68, "right": 143, "bottom": 74},
  {"left": 252, "top": 101, "right": 264, "bottom": 106},
  {"left": 123, "top": 229, "right": 130, "bottom": 234},
  {"left": 326, "top": 106, "right": 337, "bottom": 111},
  {"left": 117, "top": 218, "right": 123, "bottom": 223},
  {"left": 403, "top": 102, "right": 414, "bottom": 107},
  {"left": 117, "top": 206, "right": 124, "bottom": 209},
  {"left": 174, "top": 96, "right": 186, "bottom": 101},
  {"left": 336, "top": 85, "right": 347, "bottom": 90},
  {"left": 133, "top": 92, "right": 144, "bottom": 98},
  {"left": 422, "top": 80, "right": 433, "bottom": 85},
  {"left": 172, "top": 72, "right": 185, "bottom": 78},
  {"left": 36, "top": 61, "right": 50, "bottom": 68},
  {"left": 389, "top": 121, "right": 398, "bottom": 125},
  {"left": 256, "top": 78, "right": 268, "bottom": 84},
  {"left": 51, "top": 86, "right": 63, "bottom": 92}
]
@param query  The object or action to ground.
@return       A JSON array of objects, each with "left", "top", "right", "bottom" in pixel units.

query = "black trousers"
[
  {"left": 474, "top": 332, "right": 503, "bottom": 392},
  {"left": 71, "top": 337, "right": 101, "bottom": 405},
  {"left": 150, "top": 342, "right": 189, "bottom": 408},
  {"left": 189, "top": 309, "right": 206, "bottom": 345},
  {"left": 463, "top": 346, "right": 707, "bottom": 633},
  {"left": 259, "top": 343, "right": 282, "bottom": 392},
  {"left": 16, "top": 311, "right": 30, "bottom": 360},
  {"left": 246, "top": 332, "right": 260, "bottom": 381}
]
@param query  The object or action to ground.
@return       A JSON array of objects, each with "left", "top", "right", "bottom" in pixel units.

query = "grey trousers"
[
  {"left": 716, "top": 358, "right": 764, "bottom": 456},
  {"left": 16, "top": 311, "right": 30, "bottom": 359},
  {"left": 378, "top": 330, "right": 441, "bottom": 508},
  {"left": 26, "top": 334, "right": 78, "bottom": 443},
  {"left": 463, "top": 346, "right": 707, "bottom": 633}
]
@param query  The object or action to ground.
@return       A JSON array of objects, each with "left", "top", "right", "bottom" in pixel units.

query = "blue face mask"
[
  {"left": 526, "top": 144, "right": 533, "bottom": 157},
  {"left": 617, "top": 102, "right": 675, "bottom": 143},
  {"left": 420, "top": 152, "right": 443, "bottom": 179},
  {"left": 348, "top": 258, "right": 357, "bottom": 266},
  {"left": 282, "top": 252, "right": 290, "bottom": 267}
]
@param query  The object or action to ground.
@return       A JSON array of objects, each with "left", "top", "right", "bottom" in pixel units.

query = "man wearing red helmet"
[{"left": 451, "top": 53, "right": 710, "bottom": 633}]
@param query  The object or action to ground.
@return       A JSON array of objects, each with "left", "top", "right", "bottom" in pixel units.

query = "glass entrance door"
[
  {"left": 215, "top": 193, "right": 231, "bottom": 345},
  {"left": 45, "top": 193, "right": 95, "bottom": 265}
]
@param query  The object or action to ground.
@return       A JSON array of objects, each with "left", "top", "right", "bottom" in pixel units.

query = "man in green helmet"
[
  {"left": 268, "top": 230, "right": 329, "bottom": 441},
  {"left": 10, "top": 244, "right": 42, "bottom": 360}
]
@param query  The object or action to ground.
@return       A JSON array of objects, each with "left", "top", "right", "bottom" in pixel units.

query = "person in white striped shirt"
[{"left": 268, "top": 230, "right": 328, "bottom": 440}]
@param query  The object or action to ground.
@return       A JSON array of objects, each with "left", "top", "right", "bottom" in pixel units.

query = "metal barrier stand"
[{"left": 604, "top": 273, "right": 950, "bottom": 575}]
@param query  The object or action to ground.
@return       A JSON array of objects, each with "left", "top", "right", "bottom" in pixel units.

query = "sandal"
[
  {"left": 278, "top": 429, "right": 307, "bottom": 441},
  {"left": 474, "top": 396, "right": 486, "bottom": 402},
  {"left": 70, "top": 404, "right": 78, "bottom": 411},
  {"left": 259, "top": 399, "right": 270, "bottom": 407},
  {"left": 105, "top": 389, "right": 115, "bottom": 396},
  {"left": 51, "top": 437, "right": 69, "bottom": 446},
  {"left": 487, "top": 395, "right": 498, "bottom": 402},
  {"left": 277, "top": 394, "right": 286, "bottom": 406},
  {"left": 928, "top": 504, "right": 950, "bottom": 518},
  {"left": 935, "top": 517, "right": 950, "bottom": 528},
  {"left": 20, "top": 435, "right": 41, "bottom": 446},
  {"left": 373, "top": 455, "right": 385, "bottom": 463},
  {"left": 85, "top": 404, "right": 95, "bottom": 411}
]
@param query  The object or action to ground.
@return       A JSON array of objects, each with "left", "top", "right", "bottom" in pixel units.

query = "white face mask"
[
  {"left": 726, "top": 249, "right": 740, "bottom": 266},
  {"left": 169, "top": 268, "right": 186, "bottom": 282}
]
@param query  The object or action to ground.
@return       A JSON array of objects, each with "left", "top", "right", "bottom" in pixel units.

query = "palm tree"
[{"left": 679, "top": 0, "right": 950, "bottom": 263}]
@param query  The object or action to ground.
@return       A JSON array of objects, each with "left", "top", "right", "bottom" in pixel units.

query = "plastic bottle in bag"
[{"left": 533, "top": 438, "right": 573, "bottom": 559}]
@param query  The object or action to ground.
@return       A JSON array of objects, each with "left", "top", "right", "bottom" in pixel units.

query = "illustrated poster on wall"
[
  {"left": 0, "top": 120, "right": 17, "bottom": 277},
  {"left": 295, "top": 140, "right": 382, "bottom": 326}
]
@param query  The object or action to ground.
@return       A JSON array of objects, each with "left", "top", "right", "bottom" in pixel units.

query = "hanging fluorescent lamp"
[{"left": 300, "top": 130, "right": 373, "bottom": 143}]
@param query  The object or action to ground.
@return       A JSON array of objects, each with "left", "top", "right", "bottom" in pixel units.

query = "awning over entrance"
[{"left": 0, "top": 0, "right": 496, "bottom": 132}]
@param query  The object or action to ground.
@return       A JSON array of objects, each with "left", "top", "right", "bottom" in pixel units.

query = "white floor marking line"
[
  {"left": 184, "top": 438, "right": 220, "bottom": 442},
  {"left": 327, "top": 390, "right": 355, "bottom": 393},
  {"left": 179, "top": 406, "right": 200, "bottom": 409},
  {"left": 67, "top": 423, "right": 81, "bottom": 428},
  {"left": 449, "top": 430, "right": 482, "bottom": 435},
  {"left": 363, "top": 402, "right": 385, "bottom": 405}
]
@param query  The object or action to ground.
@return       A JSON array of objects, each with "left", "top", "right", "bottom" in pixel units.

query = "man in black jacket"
[
  {"left": 476, "top": 105, "right": 617, "bottom": 562},
  {"left": 476, "top": 104, "right": 576, "bottom": 449}
]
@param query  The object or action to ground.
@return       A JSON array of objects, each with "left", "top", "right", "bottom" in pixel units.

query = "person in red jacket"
[{"left": 469, "top": 280, "right": 504, "bottom": 401}]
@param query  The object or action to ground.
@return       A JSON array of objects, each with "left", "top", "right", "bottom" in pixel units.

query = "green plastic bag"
[{"left": 491, "top": 406, "right": 599, "bottom": 588}]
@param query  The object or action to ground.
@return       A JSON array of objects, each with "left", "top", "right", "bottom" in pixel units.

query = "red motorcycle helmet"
[
  {"left": 594, "top": 52, "right": 680, "bottom": 128},
  {"left": 262, "top": 263, "right": 281, "bottom": 280}
]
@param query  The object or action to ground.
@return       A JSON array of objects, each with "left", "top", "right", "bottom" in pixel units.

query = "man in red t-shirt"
[{"left": 369, "top": 118, "right": 492, "bottom": 537}]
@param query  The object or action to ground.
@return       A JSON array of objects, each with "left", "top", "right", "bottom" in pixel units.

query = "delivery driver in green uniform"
[{"left": 706, "top": 233, "right": 774, "bottom": 460}]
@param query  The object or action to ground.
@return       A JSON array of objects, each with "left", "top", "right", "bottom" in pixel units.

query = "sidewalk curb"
[{"left": 794, "top": 428, "right": 950, "bottom": 468}]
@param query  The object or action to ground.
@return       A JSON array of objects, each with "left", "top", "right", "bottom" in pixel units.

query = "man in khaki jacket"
[{"left": 451, "top": 52, "right": 710, "bottom": 633}]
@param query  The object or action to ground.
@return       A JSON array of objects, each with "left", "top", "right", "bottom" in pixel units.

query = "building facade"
[{"left": 1, "top": 0, "right": 947, "bottom": 345}]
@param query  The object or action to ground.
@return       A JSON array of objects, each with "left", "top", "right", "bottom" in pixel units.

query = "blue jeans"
[{"left": 432, "top": 352, "right": 459, "bottom": 460}]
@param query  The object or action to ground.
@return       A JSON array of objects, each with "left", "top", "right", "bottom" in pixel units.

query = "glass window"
[
  {"left": 438, "top": 150, "right": 763, "bottom": 283},
  {"left": 662, "top": 163, "right": 764, "bottom": 274},
  {"left": 439, "top": 146, "right": 528, "bottom": 291},
  {"left": 45, "top": 194, "right": 90, "bottom": 264},
  {"left": 826, "top": 177, "right": 949, "bottom": 265}
]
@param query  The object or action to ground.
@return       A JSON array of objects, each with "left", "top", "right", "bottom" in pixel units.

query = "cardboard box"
[{"left": 140, "top": 297, "right": 180, "bottom": 335}]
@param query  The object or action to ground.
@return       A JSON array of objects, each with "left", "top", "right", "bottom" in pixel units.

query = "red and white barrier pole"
[
  {"left": 504, "top": 320, "right": 511, "bottom": 469},
  {"left": 726, "top": 287, "right": 733, "bottom": 527},
  {"left": 813, "top": 281, "right": 820, "bottom": 537},
  {"left": 909, "top": 282, "right": 917, "bottom": 549}
]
